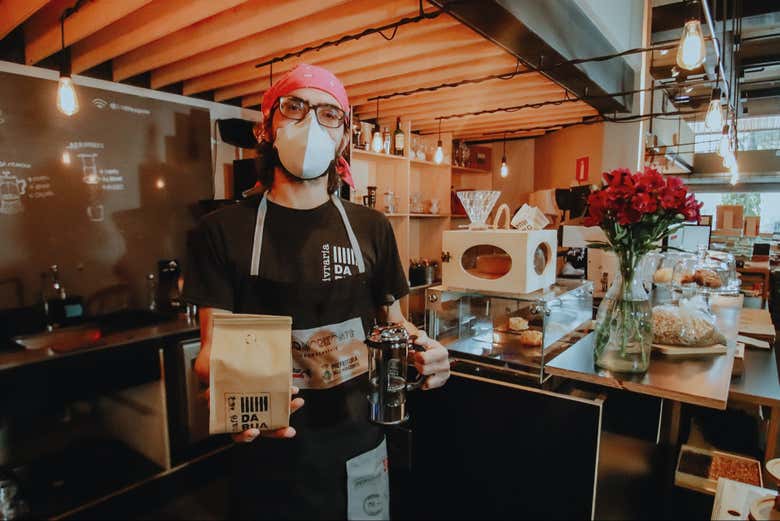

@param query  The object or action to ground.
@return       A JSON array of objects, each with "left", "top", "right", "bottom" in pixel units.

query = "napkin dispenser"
[
  {"left": 441, "top": 229, "right": 557, "bottom": 294},
  {"left": 441, "top": 191, "right": 557, "bottom": 294}
]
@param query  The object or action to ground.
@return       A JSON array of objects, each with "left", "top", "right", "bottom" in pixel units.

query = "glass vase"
[{"left": 593, "top": 261, "right": 653, "bottom": 374}]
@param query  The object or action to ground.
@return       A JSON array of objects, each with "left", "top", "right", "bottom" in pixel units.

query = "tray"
[{"left": 652, "top": 343, "right": 728, "bottom": 357}]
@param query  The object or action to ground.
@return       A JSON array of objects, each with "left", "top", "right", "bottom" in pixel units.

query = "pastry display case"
[{"left": 424, "top": 279, "right": 593, "bottom": 383}]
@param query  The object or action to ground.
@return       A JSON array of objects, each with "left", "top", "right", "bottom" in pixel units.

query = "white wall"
[
  {"left": 0, "top": 60, "right": 260, "bottom": 199},
  {"left": 574, "top": 0, "right": 646, "bottom": 70}
]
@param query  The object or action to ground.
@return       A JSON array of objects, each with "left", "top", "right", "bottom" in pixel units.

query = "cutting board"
[{"left": 739, "top": 308, "right": 776, "bottom": 343}]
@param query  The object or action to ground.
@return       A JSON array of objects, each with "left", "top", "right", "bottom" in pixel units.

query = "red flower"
[
  {"left": 683, "top": 194, "right": 703, "bottom": 221},
  {"left": 632, "top": 192, "right": 657, "bottom": 214},
  {"left": 617, "top": 207, "right": 641, "bottom": 225}
]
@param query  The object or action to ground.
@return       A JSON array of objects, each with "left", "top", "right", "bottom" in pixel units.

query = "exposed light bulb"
[
  {"left": 718, "top": 127, "right": 730, "bottom": 158},
  {"left": 676, "top": 19, "right": 706, "bottom": 70},
  {"left": 57, "top": 76, "right": 79, "bottom": 116},
  {"left": 371, "top": 131, "right": 383, "bottom": 153},
  {"left": 723, "top": 148, "right": 736, "bottom": 170},
  {"left": 62, "top": 150, "right": 71, "bottom": 165},
  {"left": 500, "top": 156, "right": 508, "bottom": 178},
  {"left": 704, "top": 90, "right": 723, "bottom": 131},
  {"left": 434, "top": 140, "right": 444, "bottom": 164},
  {"left": 156, "top": 177, "right": 166, "bottom": 190}
]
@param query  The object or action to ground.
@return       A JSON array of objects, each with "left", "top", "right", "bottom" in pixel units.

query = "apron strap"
[
  {"left": 331, "top": 193, "right": 366, "bottom": 274},
  {"left": 250, "top": 194, "right": 268, "bottom": 277},
  {"left": 250, "top": 192, "right": 366, "bottom": 277}
]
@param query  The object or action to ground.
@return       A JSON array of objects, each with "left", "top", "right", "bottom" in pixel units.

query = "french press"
[{"left": 365, "top": 324, "right": 425, "bottom": 425}]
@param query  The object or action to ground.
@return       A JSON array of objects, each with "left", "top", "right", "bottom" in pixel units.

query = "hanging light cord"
[
  {"left": 255, "top": 1, "right": 442, "bottom": 69},
  {"left": 367, "top": 40, "right": 705, "bottom": 103},
  {"left": 477, "top": 108, "right": 707, "bottom": 140},
  {"left": 432, "top": 77, "right": 718, "bottom": 122}
]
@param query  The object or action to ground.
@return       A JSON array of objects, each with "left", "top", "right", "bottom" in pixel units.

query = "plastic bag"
[{"left": 652, "top": 296, "right": 727, "bottom": 347}]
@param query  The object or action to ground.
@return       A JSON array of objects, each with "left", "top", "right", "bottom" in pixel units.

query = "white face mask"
[{"left": 274, "top": 111, "right": 338, "bottom": 180}]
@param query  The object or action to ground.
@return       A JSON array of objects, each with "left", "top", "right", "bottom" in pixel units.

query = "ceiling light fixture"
[
  {"left": 56, "top": 11, "right": 78, "bottom": 116},
  {"left": 500, "top": 133, "right": 508, "bottom": 178},
  {"left": 676, "top": 19, "right": 706, "bottom": 70},
  {"left": 434, "top": 118, "right": 444, "bottom": 165},
  {"left": 704, "top": 88, "right": 723, "bottom": 131},
  {"left": 371, "top": 98, "right": 383, "bottom": 153},
  {"left": 718, "top": 125, "right": 729, "bottom": 158}
]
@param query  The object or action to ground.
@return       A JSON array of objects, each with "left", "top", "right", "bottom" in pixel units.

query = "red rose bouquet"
[{"left": 586, "top": 167, "right": 702, "bottom": 373}]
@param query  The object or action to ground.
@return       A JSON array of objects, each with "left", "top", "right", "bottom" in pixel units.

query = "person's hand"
[
  {"left": 201, "top": 386, "right": 304, "bottom": 443},
  {"left": 412, "top": 332, "right": 450, "bottom": 390},
  {"left": 232, "top": 385, "right": 305, "bottom": 442}
]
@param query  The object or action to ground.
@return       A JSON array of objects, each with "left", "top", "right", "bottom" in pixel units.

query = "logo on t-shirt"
[{"left": 321, "top": 244, "right": 357, "bottom": 281}]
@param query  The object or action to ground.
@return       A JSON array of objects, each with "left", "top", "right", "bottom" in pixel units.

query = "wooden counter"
[
  {"left": 0, "top": 316, "right": 200, "bottom": 374},
  {"left": 545, "top": 334, "right": 735, "bottom": 409}
]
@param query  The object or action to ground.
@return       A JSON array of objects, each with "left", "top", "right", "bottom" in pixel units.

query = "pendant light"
[
  {"left": 371, "top": 98, "right": 383, "bottom": 153},
  {"left": 500, "top": 133, "right": 508, "bottom": 178},
  {"left": 704, "top": 88, "right": 723, "bottom": 131},
  {"left": 729, "top": 153, "right": 739, "bottom": 185},
  {"left": 718, "top": 125, "right": 729, "bottom": 158},
  {"left": 56, "top": 14, "right": 78, "bottom": 116},
  {"left": 434, "top": 118, "right": 444, "bottom": 164},
  {"left": 676, "top": 19, "right": 706, "bottom": 70}
]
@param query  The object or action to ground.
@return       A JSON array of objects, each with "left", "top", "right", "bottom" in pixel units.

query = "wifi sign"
[{"left": 92, "top": 98, "right": 108, "bottom": 109}]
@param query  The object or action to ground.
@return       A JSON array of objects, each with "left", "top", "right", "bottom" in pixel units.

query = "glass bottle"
[
  {"left": 382, "top": 127, "right": 391, "bottom": 155},
  {"left": 393, "top": 117, "right": 405, "bottom": 156}
]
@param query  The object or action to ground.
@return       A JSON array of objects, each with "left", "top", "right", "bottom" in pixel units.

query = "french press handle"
[{"left": 406, "top": 335, "right": 427, "bottom": 391}]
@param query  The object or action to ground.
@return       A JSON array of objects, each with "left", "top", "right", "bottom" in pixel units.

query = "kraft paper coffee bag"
[{"left": 209, "top": 314, "right": 292, "bottom": 435}]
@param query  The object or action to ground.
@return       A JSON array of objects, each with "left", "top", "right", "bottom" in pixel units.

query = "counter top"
[
  {"left": 729, "top": 347, "right": 780, "bottom": 407},
  {"left": 0, "top": 316, "right": 200, "bottom": 373},
  {"left": 545, "top": 333, "right": 735, "bottom": 409}
]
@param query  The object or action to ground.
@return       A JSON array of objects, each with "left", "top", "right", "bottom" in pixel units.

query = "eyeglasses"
[{"left": 278, "top": 95, "right": 346, "bottom": 129}]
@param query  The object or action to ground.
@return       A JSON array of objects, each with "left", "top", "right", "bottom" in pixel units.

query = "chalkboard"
[{"left": 0, "top": 70, "right": 212, "bottom": 313}]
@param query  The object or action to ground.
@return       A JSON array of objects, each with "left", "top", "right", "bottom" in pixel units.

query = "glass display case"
[{"left": 425, "top": 279, "right": 593, "bottom": 384}]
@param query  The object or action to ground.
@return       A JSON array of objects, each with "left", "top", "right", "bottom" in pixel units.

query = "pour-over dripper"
[{"left": 456, "top": 191, "right": 501, "bottom": 229}]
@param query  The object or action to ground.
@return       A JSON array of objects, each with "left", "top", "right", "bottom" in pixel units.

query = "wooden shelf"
[
  {"left": 351, "top": 148, "right": 408, "bottom": 162},
  {"left": 451, "top": 213, "right": 469, "bottom": 218},
  {"left": 409, "top": 280, "right": 441, "bottom": 292},
  {"left": 452, "top": 165, "right": 491, "bottom": 174},
  {"left": 411, "top": 158, "right": 449, "bottom": 168},
  {"left": 410, "top": 213, "right": 449, "bottom": 218}
]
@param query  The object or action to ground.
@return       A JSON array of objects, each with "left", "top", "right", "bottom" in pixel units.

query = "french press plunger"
[{"left": 365, "top": 324, "right": 425, "bottom": 425}]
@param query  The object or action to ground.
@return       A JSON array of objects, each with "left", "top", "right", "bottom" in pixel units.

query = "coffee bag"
[{"left": 209, "top": 314, "right": 292, "bottom": 434}]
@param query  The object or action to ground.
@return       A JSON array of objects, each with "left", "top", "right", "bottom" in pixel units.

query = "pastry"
[
  {"left": 518, "top": 330, "right": 543, "bottom": 347},
  {"left": 508, "top": 317, "right": 529, "bottom": 331},
  {"left": 653, "top": 267, "right": 673, "bottom": 284},
  {"left": 475, "top": 254, "right": 511, "bottom": 276},
  {"left": 679, "top": 273, "right": 696, "bottom": 284},
  {"left": 693, "top": 269, "right": 722, "bottom": 288}
]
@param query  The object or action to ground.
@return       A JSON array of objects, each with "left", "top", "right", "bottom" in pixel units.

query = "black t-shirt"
[{"left": 183, "top": 196, "right": 409, "bottom": 311}]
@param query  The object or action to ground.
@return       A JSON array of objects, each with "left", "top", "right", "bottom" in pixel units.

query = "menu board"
[{"left": 0, "top": 70, "right": 212, "bottom": 311}]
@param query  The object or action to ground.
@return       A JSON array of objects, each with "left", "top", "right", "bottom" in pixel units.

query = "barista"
[{"left": 183, "top": 64, "right": 450, "bottom": 520}]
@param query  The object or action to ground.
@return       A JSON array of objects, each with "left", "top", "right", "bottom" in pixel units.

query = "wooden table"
[{"left": 738, "top": 260, "right": 771, "bottom": 308}]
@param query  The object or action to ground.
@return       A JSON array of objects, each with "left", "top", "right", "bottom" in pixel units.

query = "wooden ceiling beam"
[
  {"left": 214, "top": 39, "right": 503, "bottom": 101},
  {"left": 347, "top": 60, "right": 540, "bottom": 105},
  {"left": 412, "top": 111, "right": 596, "bottom": 136},
  {"left": 25, "top": 0, "right": 153, "bottom": 65},
  {"left": 0, "top": 0, "right": 48, "bottom": 40},
  {"left": 409, "top": 105, "right": 595, "bottom": 127},
  {"left": 172, "top": 6, "right": 455, "bottom": 92},
  {"left": 354, "top": 84, "right": 564, "bottom": 117},
  {"left": 113, "top": 0, "right": 350, "bottom": 82},
  {"left": 241, "top": 57, "right": 527, "bottom": 107},
  {"left": 71, "top": 0, "right": 247, "bottom": 74}
]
